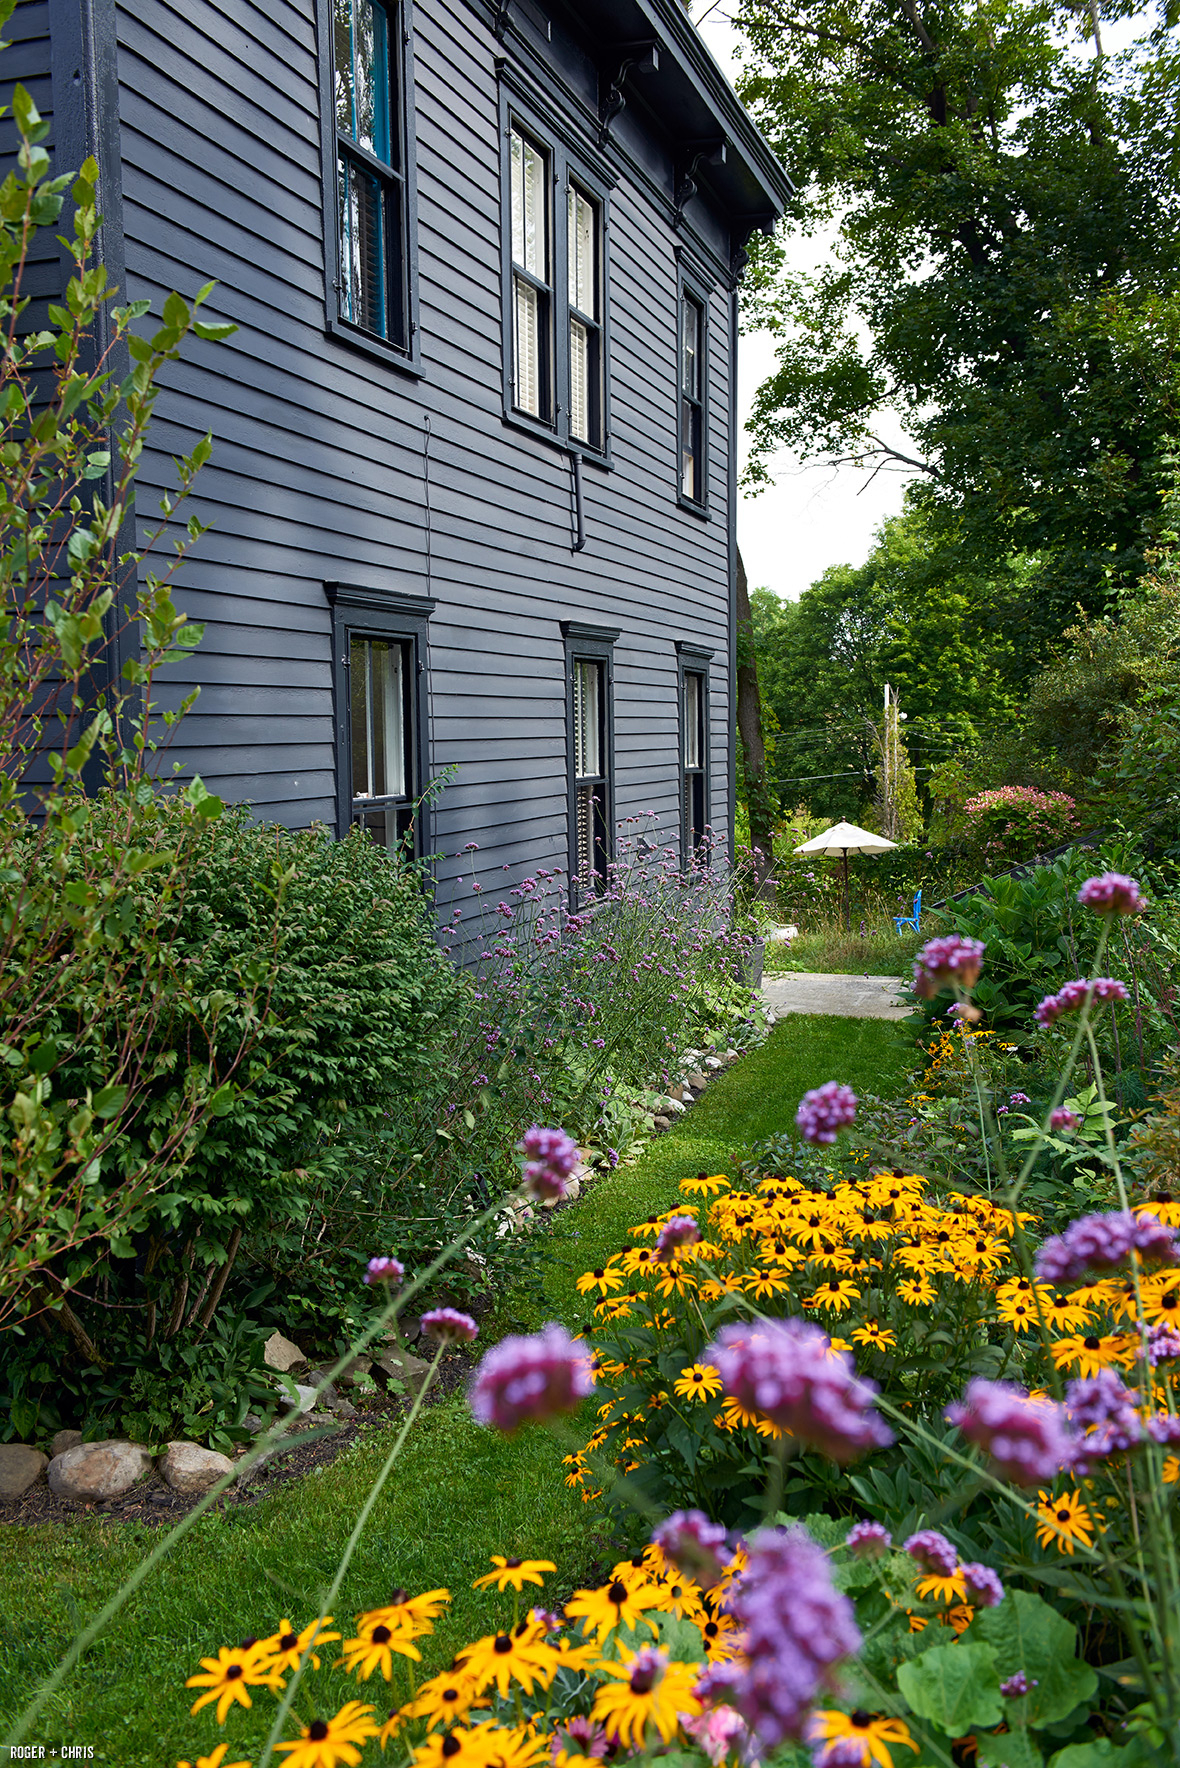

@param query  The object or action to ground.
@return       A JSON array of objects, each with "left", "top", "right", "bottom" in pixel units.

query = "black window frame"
[
  {"left": 317, "top": 0, "right": 423, "bottom": 376},
  {"left": 561, "top": 621, "right": 618, "bottom": 904},
  {"left": 677, "top": 268, "right": 709, "bottom": 513},
  {"left": 327, "top": 584, "right": 435, "bottom": 856},
  {"left": 499, "top": 86, "right": 612, "bottom": 463},
  {"left": 676, "top": 642, "right": 713, "bottom": 867}
]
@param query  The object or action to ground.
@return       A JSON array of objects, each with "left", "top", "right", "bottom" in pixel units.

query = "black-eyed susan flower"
[
  {"left": 338, "top": 1619, "right": 426, "bottom": 1680},
  {"left": 803, "top": 1278, "right": 862, "bottom": 1314},
  {"left": 612, "top": 1541, "right": 668, "bottom": 1581},
  {"left": 996, "top": 1295, "right": 1041, "bottom": 1333},
  {"left": 177, "top": 1746, "right": 252, "bottom": 1768},
  {"left": 358, "top": 1589, "right": 450, "bottom": 1632},
  {"left": 681, "top": 1173, "right": 730, "bottom": 1196},
  {"left": 673, "top": 1362, "right": 723, "bottom": 1402},
  {"left": 472, "top": 1555, "right": 556, "bottom": 1592},
  {"left": 717, "top": 1395, "right": 783, "bottom": 1438},
  {"left": 186, "top": 1644, "right": 281, "bottom": 1723},
  {"left": 455, "top": 1621, "right": 561, "bottom": 1697},
  {"left": 576, "top": 1266, "right": 623, "bottom": 1297},
  {"left": 896, "top": 1278, "right": 935, "bottom": 1307},
  {"left": 1045, "top": 1293, "right": 1095, "bottom": 1332},
  {"left": 650, "top": 1575, "right": 704, "bottom": 1621},
  {"left": 404, "top": 1668, "right": 487, "bottom": 1730},
  {"left": 1164, "top": 1456, "right": 1180, "bottom": 1484},
  {"left": 744, "top": 1269, "right": 791, "bottom": 1301},
  {"left": 808, "top": 1709, "right": 918, "bottom": 1768},
  {"left": 914, "top": 1568, "right": 967, "bottom": 1605},
  {"left": 256, "top": 1617, "right": 341, "bottom": 1676},
  {"left": 411, "top": 1722, "right": 498, "bottom": 1768},
  {"left": 563, "top": 1576, "right": 662, "bottom": 1640},
  {"left": 473, "top": 1722, "right": 552, "bottom": 1768},
  {"left": 1036, "top": 1488, "right": 1095, "bottom": 1554},
  {"left": 1050, "top": 1334, "right": 1135, "bottom": 1377},
  {"left": 1139, "top": 1273, "right": 1180, "bottom": 1327},
  {"left": 698, "top": 1272, "right": 745, "bottom": 1301},
  {"left": 699, "top": 1610, "right": 742, "bottom": 1660},
  {"left": 590, "top": 1644, "right": 702, "bottom": 1748},
  {"left": 945, "top": 1604, "right": 975, "bottom": 1636},
  {"left": 274, "top": 1700, "right": 379, "bottom": 1768},
  {"left": 851, "top": 1321, "right": 897, "bottom": 1350}
]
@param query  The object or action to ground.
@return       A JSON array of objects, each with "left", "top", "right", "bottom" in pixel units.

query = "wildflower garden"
[{"left": 8, "top": 11, "right": 1180, "bottom": 1768}]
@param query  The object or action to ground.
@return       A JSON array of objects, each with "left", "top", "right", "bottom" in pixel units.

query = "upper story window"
[
  {"left": 679, "top": 287, "right": 705, "bottom": 505},
  {"left": 503, "top": 101, "right": 609, "bottom": 455},
  {"left": 325, "top": 0, "right": 417, "bottom": 363}
]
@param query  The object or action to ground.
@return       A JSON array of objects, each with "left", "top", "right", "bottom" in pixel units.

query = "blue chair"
[{"left": 894, "top": 890, "right": 921, "bottom": 935}]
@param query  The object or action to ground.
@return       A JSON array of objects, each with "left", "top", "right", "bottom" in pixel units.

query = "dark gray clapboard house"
[{"left": 11, "top": 0, "right": 789, "bottom": 918}]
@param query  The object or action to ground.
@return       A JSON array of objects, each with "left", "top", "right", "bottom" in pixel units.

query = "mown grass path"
[{"left": 0, "top": 1014, "right": 910, "bottom": 1765}]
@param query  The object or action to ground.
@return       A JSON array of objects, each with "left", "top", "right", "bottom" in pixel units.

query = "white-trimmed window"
[
  {"left": 331, "top": 0, "right": 410, "bottom": 349},
  {"left": 567, "top": 184, "right": 602, "bottom": 447},
  {"left": 328, "top": 585, "right": 433, "bottom": 856},
  {"left": 573, "top": 658, "right": 608, "bottom": 891},
  {"left": 680, "top": 290, "right": 705, "bottom": 503},
  {"left": 510, "top": 127, "right": 552, "bottom": 420},
  {"left": 682, "top": 670, "right": 706, "bottom": 860}
]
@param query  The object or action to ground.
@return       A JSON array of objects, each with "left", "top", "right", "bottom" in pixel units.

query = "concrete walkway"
[{"left": 762, "top": 971, "right": 909, "bottom": 1020}]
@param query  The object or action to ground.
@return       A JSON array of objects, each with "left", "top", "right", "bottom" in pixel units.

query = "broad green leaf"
[
  {"left": 971, "top": 1591, "right": 1098, "bottom": 1728},
  {"left": 92, "top": 1084, "right": 128, "bottom": 1119},
  {"left": 1049, "top": 1743, "right": 1146, "bottom": 1768},
  {"left": 978, "top": 1728, "right": 1044, "bottom": 1768},
  {"left": 897, "top": 1641, "right": 1003, "bottom": 1734}
]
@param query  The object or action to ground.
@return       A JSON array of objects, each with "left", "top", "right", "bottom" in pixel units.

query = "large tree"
[{"left": 735, "top": 0, "right": 1180, "bottom": 636}]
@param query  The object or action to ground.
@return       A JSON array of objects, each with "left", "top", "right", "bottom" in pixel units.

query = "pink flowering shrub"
[{"left": 962, "top": 786, "right": 1077, "bottom": 865}]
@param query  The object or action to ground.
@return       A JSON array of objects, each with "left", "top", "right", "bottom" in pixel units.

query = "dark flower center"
[
  {"left": 372, "top": 1625, "right": 392, "bottom": 1644},
  {"left": 443, "top": 1689, "right": 459, "bottom": 1702},
  {"left": 226, "top": 1665, "right": 243, "bottom": 1681},
  {"left": 1162, "top": 1291, "right": 1179, "bottom": 1311},
  {"left": 608, "top": 1581, "right": 629, "bottom": 1605},
  {"left": 851, "top": 1712, "right": 872, "bottom": 1729},
  {"left": 493, "top": 1634, "right": 513, "bottom": 1654},
  {"left": 390, "top": 1588, "right": 407, "bottom": 1605},
  {"left": 279, "top": 1633, "right": 299, "bottom": 1651},
  {"left": 1083, "top": 1336, "right": 1101, "bottom": 1350},
  {"left": 1057, "top": 1509, "right": 1071, "bottom": 1522},
  {"left": 704, "top": 1622, "right": 718, "bottom": 1637},
  {"left": 631, "top": 1554, "right": 647, "bottom": 1567},
  {"left": 506, "top": 1557, "right": 523, "bottom": 1567},
  {"left": 309, "top": 1721, "right": 330, "bottom": 1741},
  {"left": 239, "top": 1636, "right": 257, "bottom": 1650},
  {"left": 443, "top": 1735, "right": 462, "bottom": 1757}
]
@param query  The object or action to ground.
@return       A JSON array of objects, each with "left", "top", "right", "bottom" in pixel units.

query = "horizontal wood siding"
[{"left": 113, "top": 0, "right": 735, "bottom": 909}]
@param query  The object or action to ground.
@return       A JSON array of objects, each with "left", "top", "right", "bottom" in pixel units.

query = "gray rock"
[
  {"left": 666, "top": 1083, "right": 686, "bottom": 1102},
  {"left": 564, "top": 1174, "right": 582, "bottom": 1201},
  {"left": 665, "top": 1097, "right": 686, "bottom": 1114},
  {"left": 335, "top": 1354, "right": 373, "bottom": 1388},
  {"left": 686, "top": 1071, "right": 709, "bottom": 1090},
  {"left": 50, "top": 1429, "right": 83, "bottom": 1459},
  {"left": 375, "top": 1343, "right": 434, "bottom": 1395},
  {"left": 159, "top": 1441, "right": 235, "bottom": 1496},
  {"left": 0, "top": 1444, "right": 48, "bottom": 1500},
  {"left": 652, "top": 1115, "right": 671, "bottom": 1130},
  {"left": 263, "top": 1330, "right": 307, "bottom": 1373},
  {"left": 47, "top": 1440, "right": 153, "bottom": 1502},
  {"left": 290, "top": 1383, "right": 317, "bottom": 1414},
  {"left": 704, "top": 1056, "right": 722, "bottom": 1070}
]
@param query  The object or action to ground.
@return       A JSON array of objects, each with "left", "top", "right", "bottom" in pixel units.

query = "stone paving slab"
[{"left": 762, "top": 971, "right": 909, "bottom": 1020}]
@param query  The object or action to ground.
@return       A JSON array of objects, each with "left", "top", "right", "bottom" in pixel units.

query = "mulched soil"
[{"left": 0, "top": 1348, "right": 477, "bottom": 1531}]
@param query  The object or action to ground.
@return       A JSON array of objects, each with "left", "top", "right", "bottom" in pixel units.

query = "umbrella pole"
[{"left": 843, "top": 848, "right": 849, "bottom": 931}]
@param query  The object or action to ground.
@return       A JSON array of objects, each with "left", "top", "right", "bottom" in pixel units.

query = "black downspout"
[{"left": 571, "top": 451, "right": 586, "bottom": 552}]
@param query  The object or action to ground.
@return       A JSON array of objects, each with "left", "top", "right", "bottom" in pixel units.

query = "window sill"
[
  {"left": 677, "top": 492, "right": 710, "bottom": 520},
  {"left": 327, "top": 315, "right": 424, "bottom": 378},
  {"left": 502, "top": 405, "right": 613, "bottom": 470}
]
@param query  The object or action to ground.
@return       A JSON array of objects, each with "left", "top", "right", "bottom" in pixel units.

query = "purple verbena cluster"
[
  {"left": 795, "top": 1083, "right": 858, "bottom": 1146},
  {"left": 904, "top": 1530, "right": 958, "bottom": 1577},
  {"left": 653, "top": 1509, "right": 730, "bottom": 1587},
  {"left": 420, "top": 1307, "right": 479, "bottom": 1344},
  {"left": 947, "top": 1379, "right": 1075, "bottom": 1485},
  {"left": 655, "top": 1215, "right": 702, "bottom": 1262},
  {"left": 1050, "top": 1107, "right": 1082, "bottom": 1134},
  {"left": 364, "top": 1255, "right": 405, "bottom": 1287},
  {"left": 811, "top": 1737, "right": 867, "bottom": 1768},
  {"left": 845, "top": 1521, "right": 891, "bottom": 1559},
  {"left": 961, "top": 1563, "right": 1005, "bottom": 1607},
  {"left": 469, "top": 1321, "right": 594, "bottom": 1431},
  {"left": 1077, "top": 872, "right": 1146, "bottom": 916},
  {"left": 912, "top": 935, "right": 985, "bottom": 999},
  {"left": 520, "top": 1125, "right": 580, "bottom": 1203},
  {"left": 1146, "top": 1322, "right": 1180, "bottom": 1364},
  {"left": 1147, "top": 1413, "right": 1180, "bottom": 1448},
  {"left": 1035, "top": 1210, "right": 1180, "bottom": 1285},
  {"left": 1035, "top": 977, "right": 1129, "bottom": 1026},
  {"left": 721, "top": 1526, "right": 861, "bottom": 1748},
  {"left": 705, "top": 1319, "right": 893, "bottom": 1462},
  {"left": 1001, "top": 1672, "right": 1033, "bottom": 1698}
]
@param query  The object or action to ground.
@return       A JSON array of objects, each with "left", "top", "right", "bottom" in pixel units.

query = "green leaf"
[
  {"left": 970, "top": 1591, "right": 1098, "bottom": 1728},
  {"left": 978, "top": 1729, "right": 1044, "bottom": 1768},
  {"left": 27, "top": 1038, "right": 57, "bottom": 1075},
  {"left": 1048, "top": 1744, "right": 1146, "bottom": 1768},
  {"left": 92, "top": 1084, "right": 128, "bottom": 1119},
  {"left": 897, "top": 1641, "right": 1003, "bottom": 1734}
]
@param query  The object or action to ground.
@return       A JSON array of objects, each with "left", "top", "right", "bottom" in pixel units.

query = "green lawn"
[{"left": 0, "top": 1013, "right": 913, "bottom": 1765}]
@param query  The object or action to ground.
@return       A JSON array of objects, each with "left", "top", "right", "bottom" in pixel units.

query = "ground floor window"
[
  {"left": 676, "top": 642, "right": 712, "bottom": 866},
  {"left": 327, "top": 584, "right": 435, "bottom": 857},
  {"left": 562, "top": 621, "right": 618, "bottom": 903}
]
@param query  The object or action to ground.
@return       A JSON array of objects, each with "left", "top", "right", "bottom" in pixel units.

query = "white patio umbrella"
[{"left": 794, "top": 820, "right": 898, "bottom": 930}]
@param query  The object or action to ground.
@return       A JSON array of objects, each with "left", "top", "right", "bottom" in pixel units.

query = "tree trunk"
[{"left": 735, "top": 546, "right": 777, "bottom": 898}]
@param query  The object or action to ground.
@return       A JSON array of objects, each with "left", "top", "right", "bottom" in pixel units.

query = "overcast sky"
[{"left": 693, "top": 8, "right": 918, "bottom": 605}]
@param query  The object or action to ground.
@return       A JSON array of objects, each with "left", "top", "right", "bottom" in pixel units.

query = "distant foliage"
[{"left": 961, "top": 786, "right": 1077, "bottom": 866}]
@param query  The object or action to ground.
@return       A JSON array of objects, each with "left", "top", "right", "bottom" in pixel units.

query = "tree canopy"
[{"left": 735, "top": 0, "right": 1180, "bottom": 635}]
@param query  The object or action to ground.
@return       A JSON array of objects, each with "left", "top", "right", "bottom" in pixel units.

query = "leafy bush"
[{"left": 961, "top": 785, "right": 1078, "bottom": 867}]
